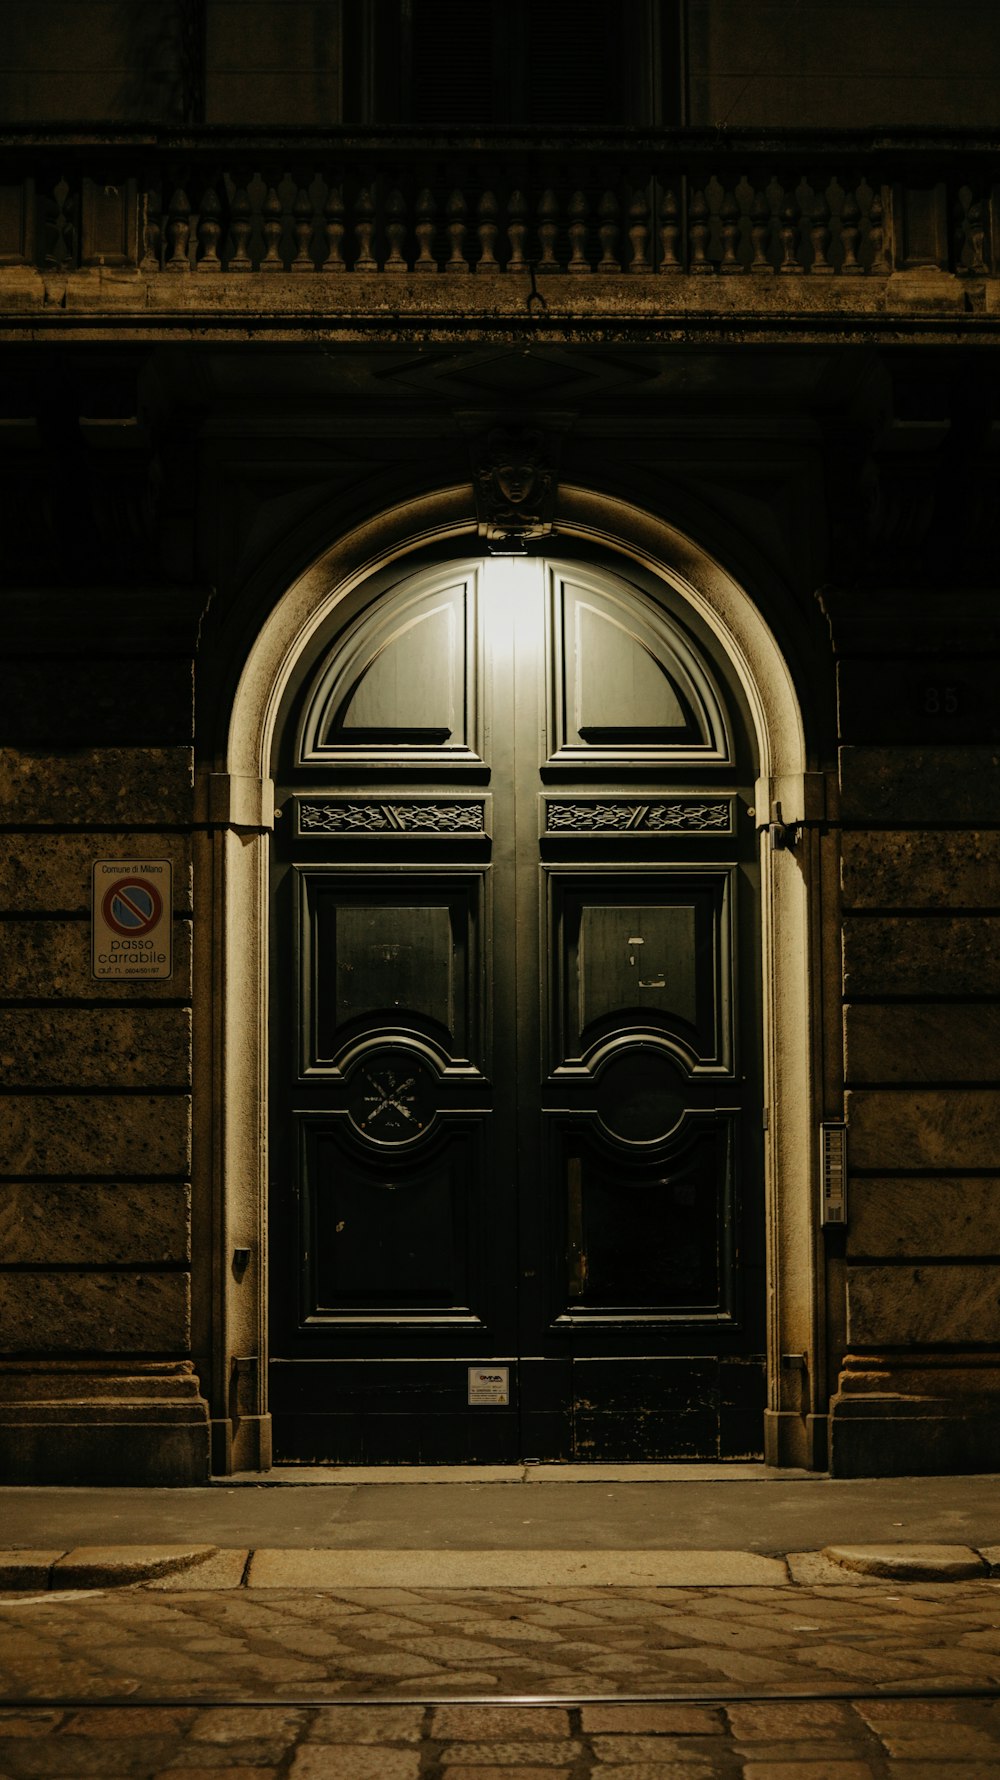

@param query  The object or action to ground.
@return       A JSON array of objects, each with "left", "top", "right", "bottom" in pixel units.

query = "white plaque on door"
[{"left": 468, "top": 1366, "right": 510, "bottom": 1406}]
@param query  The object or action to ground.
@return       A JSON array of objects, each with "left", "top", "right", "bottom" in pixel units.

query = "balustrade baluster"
[
  {"left": 385, "top": 187, "right": 408, "bottom": 271},
  {"left": 44, "top": 176, "right": 77, "bottom": 270},
  {"left": 597, "top": 190, "right": 619, "bottom": 272},
  {"left": 537, "top": 188, "right": 559, "bottom": 270},
  {"left": 260, "top": 187, "right": 284, "bottom": 271},
  {"left": 719, "top": 191, "right": 743, "bottom": 272},
  {"left": 196, "top": 187, "right": 222, "bottom": 271},
  {"left": 867, "top": 189, "right": 890, "bottom": 275},
  {"left": 658, "top": 185, "right": 682, "bottom": 273},
  {"left": 567, "top": 190, "right": 589, "bottom": 272},
  {"left": 292, "top": 187, "right": 314, "bottom": 271},
  {"left": 809, "top": 190, "right": 832, "bottom": 273},
  {"left": 414, "top": 188, "right": 437, "bottom": 271},
  {"left": 750, "top": 190, "right": 773, "bottom": 272},
  {"left": 322, "top": 184, "right": 345, "bottom": 271},
  {"left": 446, "top": 189, "right": 468, "bottom": 272},
  {"left": 964, "top": 199, "right": 987, "bottom": 275},
  {"left": 139, "top": 183, "right": 162, "bottom": 273},
  {"left": 688, "top": 187, "right": 712, "bottom": 272},
  {"left": 476, "top": 190, "right": 499, "bottom": 273},
  {"left": 166, "top": 188, "right": 191, "bottom": 271},
  {"left": 628, "top": 187, "right": 651, "bottom": 272},
  {"left": 777, "top": 192, "right": 803, "bottom": 272},
  {"left": 354, "top": 185, "right": 377, "bottom": 271},
  {"left": 839, "top": 190, "right": 862, "bottom": 274},
  {"left": 228, "top": 185, "right": 252, "bottom": 271},
  {"left": 507, "top": 190, "right": 528, "bottom": 272}
]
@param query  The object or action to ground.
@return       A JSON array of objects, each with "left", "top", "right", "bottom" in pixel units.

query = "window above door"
[{"left": 345, "top": 0, "right": 683, "bottom": 127}]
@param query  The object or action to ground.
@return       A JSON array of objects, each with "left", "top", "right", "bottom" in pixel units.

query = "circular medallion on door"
[
  {"left": 346, "top": 1049, "right": 437, "bottom": 1146},
  {"left": 595, "top": 1047, "right": 687, "bottom": 1143}
]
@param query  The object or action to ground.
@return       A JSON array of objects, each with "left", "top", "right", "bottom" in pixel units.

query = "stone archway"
[{"left": 200, "top": 484, "right": 821, "bottom": 1472}]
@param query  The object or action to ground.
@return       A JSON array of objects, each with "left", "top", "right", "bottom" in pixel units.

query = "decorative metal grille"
[
  {"left": 299, "top": 800, "right": 486, "bottom": 834},
  {"left": 545, "top": 799, "right": 732, "bottom": 834}
]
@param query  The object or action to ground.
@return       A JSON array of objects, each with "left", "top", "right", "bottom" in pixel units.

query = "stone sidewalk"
[{"left": 3, "top": 1472, "right": 999, "bottom": 1557}]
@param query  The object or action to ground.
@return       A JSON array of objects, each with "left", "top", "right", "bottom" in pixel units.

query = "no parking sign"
[{"left": 92, "top": 860, "right": 172, "bottom": 979}]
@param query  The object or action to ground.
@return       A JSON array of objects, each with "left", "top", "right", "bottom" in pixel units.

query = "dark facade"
[{"left": 1, "top": 2, "right": 999, "bottom": 1483}]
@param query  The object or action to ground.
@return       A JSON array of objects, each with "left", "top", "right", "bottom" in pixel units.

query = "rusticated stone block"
[
  {"left": 843, "top": 916, "right": 1000, "bottom": 996},
  {"left": 0, "top": 747, "right": 193, "bottom": 824},
  {"left": 0, "top": 1182, "right": 191, "bottom": 1264},
  {"left": 838, "top": 657, "right": 1000, "bottom": 744},
  {"left": 5, "top": 588, "right": 206, "bottom": 655},
  {"left": 847, "top": 1178, "right": 1000, "bottom": 1259},
  {"left": 844, "top": 1003, "right": 1000, "bottom": 1083},
  {"left": 842, "top": 832, "right": 1000, "bottom": 910},
  {"left": 840, "top": 746, "right": 1000, "bottom": 822},
  {"left": 0, "top": 919, "right": 191, "bottom": 998},
  {"left": 847, "top": 1088, "right": 1000, "bottom": 1170},
  {"left": 847, "top": 1264, "right": 1000, "bottom": 1346},
  {"left": 0, "top": 1272, "right": 190, "bottom": 1354},
  {"left": 0, "top": 659, "right": 194, "bottom": 744},
  {"left": 0, "top": 834, "right": 192, "bottom": 914},
  {"left": 0, "top": 1008, "right": 191, "bottom": 1089},
  {"left": 3, "top": 1095, "right": 191, "bottom": 1177},
  {"left": 826, "top": 590, "right": 1000, "bottom": 657}
]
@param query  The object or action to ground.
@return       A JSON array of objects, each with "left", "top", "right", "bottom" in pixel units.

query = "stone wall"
[
  {"left": 0, "top": 589, "right": 210, "bottom": 1484},
  {"left": 829, "top": 597, "right": 1000, "bottom": 1474},
  {"left": 3, "top": 0, "right": 998, "bottom": 131},
  {"left": 686, "top": 0, "right": 1000, "bottom": 128}
]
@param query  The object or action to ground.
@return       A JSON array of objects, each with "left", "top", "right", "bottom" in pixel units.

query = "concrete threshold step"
[
  {"left": 222, "top": 1462, "right": 813, "bottom": 1485},
  {"left": 2, "top": 1542, "right": 999, "bottom": 1592}
]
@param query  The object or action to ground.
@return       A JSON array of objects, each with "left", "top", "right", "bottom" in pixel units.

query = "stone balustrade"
[{"left": 0, "top": 129, "right": 995, "bottom": 335}]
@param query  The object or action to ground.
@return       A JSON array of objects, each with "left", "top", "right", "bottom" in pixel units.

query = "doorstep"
[{"left": 220, "top": 1462, "right": 817, "bottom": 1485}]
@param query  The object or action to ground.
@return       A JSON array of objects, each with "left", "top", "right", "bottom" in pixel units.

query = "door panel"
[
  {"left": 299, "top": 566, "right": 485, "bottom": 765},
  {"left": 546, "top": 567, "right": 731, "bottom": 764},
  {"left": 271, "top": 554, "right": 763, "bottom": 1463},
  {"left": 301, "top": 869, "right": 487, "bottom": 1074},
  {"left": 299, "top": 1117, "right": 490, "bottom": 1322},
  {"left": 553, "top": 1117, "right": 736, "bottom": 1316},
  {"left": 546, "top": 868, "right": 733, "bottom": 1073}
]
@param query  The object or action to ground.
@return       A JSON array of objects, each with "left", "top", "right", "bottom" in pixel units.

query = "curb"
[
  {"left": 0, "top": 1541, "right": 997, "bottom": 1592},
  {"left": 0, "top": 1545, "right": 218, "bottom": 1590},
  {"left": 822, "top": 1542, "right": 990, "bottom": 1580}
]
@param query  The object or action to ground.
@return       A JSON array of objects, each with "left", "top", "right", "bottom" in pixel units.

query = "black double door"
[{"left": 270, "top": 555, "right": 765, "bottom": 1462}]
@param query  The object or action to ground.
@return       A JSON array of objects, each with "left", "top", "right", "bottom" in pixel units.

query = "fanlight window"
[{"left": 297, "top": 559, "right": 732, "bottom": 769}]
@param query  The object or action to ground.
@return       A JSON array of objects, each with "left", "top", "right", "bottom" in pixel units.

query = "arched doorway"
[
  {"left": 211, "top": 485, "right": 819, "bottom": 1475},
  {"left": 267, "top": 551, "right": 765, "bottom": 1462}
]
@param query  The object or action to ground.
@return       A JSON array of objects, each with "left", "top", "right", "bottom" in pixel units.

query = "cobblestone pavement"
[
  {"left": 1, "top": 1580, "right": 1000, "bottom": 1773},
  {"left": 1, "top": 1695, "right": 1000, "bottom": 1778}
]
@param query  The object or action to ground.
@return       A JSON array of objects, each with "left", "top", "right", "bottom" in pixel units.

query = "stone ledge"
[
  {"left": 0, "top": 269, "right": 994, "bottom": 347},
  {"left": 829, "top": 1350, "right": 1000, "bottom": 1477},
  {"left": 0, "top": 1361, "right": 211, "bottom": 1485}
]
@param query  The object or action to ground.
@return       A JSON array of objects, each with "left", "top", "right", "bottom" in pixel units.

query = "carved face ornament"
[{"left": 494, "top": 458, "right": 538, "bottom": 506}]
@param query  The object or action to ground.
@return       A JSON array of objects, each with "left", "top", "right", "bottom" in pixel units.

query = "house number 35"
[{"left": 921, "top": 685, "right": 960, "bottom": 716}]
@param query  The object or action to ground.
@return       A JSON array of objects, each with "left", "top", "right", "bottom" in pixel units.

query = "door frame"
[{"left": 196, "top": 482, "right": 828, "bottom": 1472}]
